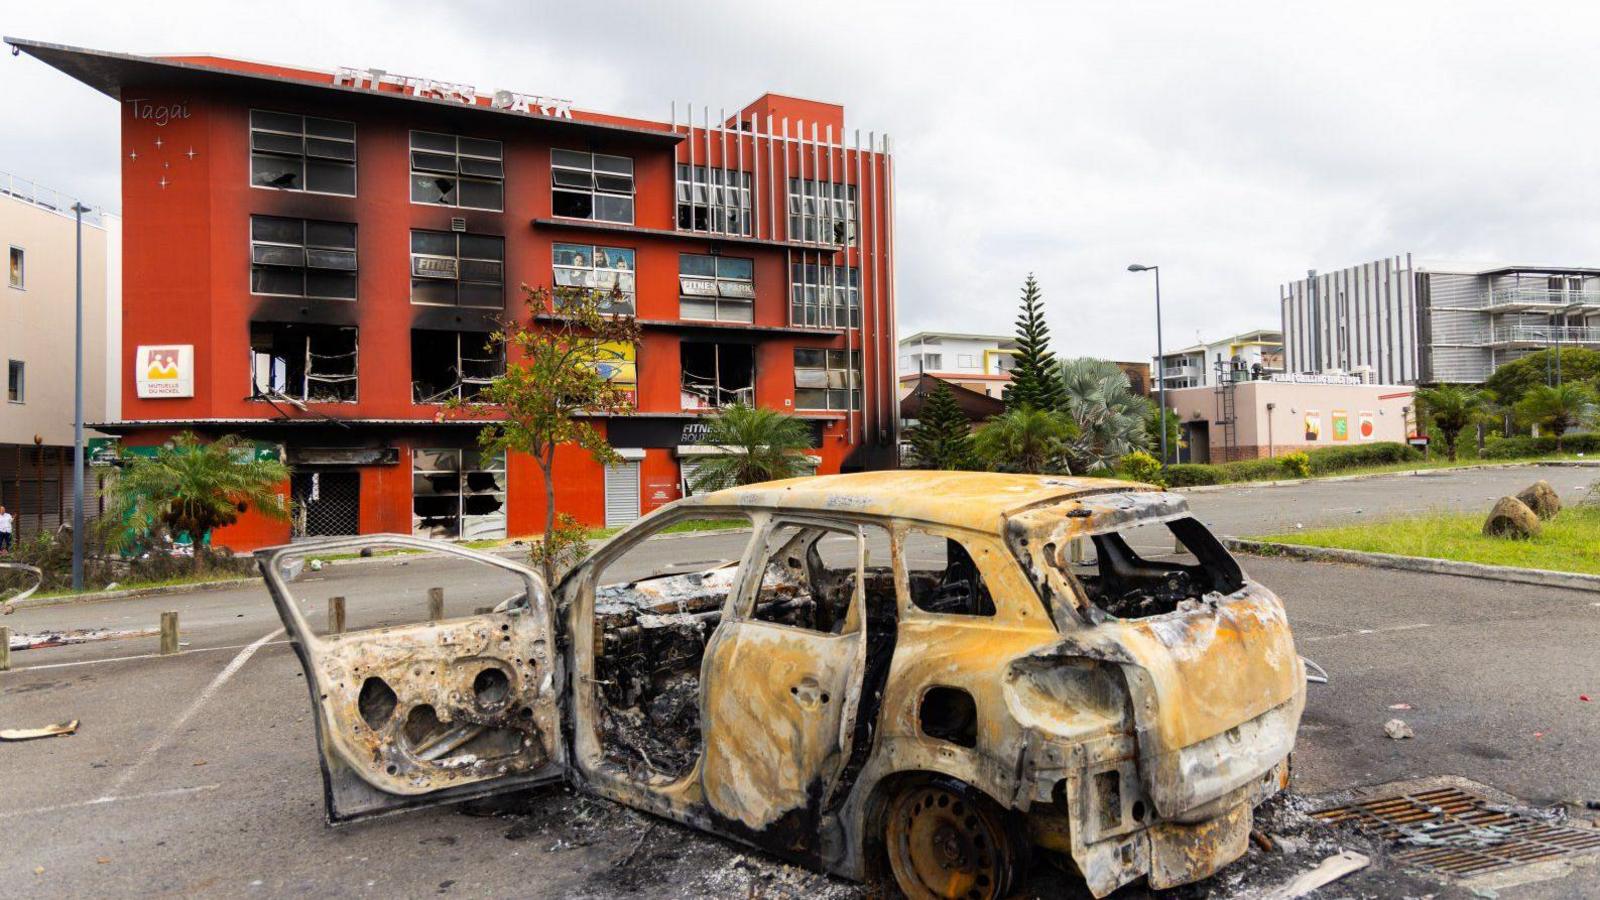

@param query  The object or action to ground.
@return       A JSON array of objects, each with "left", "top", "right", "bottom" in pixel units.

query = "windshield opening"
[{"left": 1059, "top": 516, "right": 1244, "bottom": 619}]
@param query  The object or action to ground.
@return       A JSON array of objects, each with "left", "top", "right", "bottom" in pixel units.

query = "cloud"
[{"left": 5, "top": 0, "right": 1599, "bottom": 361}]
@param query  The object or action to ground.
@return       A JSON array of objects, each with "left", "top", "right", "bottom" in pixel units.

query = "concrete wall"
[
  {"left": 0, "top": 188, "right": 116, "bottom": 446},
  {"left": 1166, "top": 381, "right": 1415, "bottom": 462}
]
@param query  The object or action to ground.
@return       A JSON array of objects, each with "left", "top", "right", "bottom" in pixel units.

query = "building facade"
[
  {"left": 16, "top": 39, "right": 896, "bottom": 549},
  {"left": 1281, "top": 255, "right": 1600, "bottom": 384},
  {"left": 1165, "top": 377, "right": 1415, "bottom": 463},
  {"left": 1156, "top": 328, "right": 1283, "bottom": 390},
  {"left": 0, "top": 170, "right": 121, "bottom": 539},
  {"left": 897, "top": 331, "right": 1017, "bottom": 399}
]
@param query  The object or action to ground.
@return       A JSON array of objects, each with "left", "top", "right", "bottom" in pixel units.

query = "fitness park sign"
[{"left": 334, "top": 66, "right": 574, "bottom": 119}]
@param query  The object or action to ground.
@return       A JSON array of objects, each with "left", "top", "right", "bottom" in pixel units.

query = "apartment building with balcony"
[
  {"left": 13, "top": 37, "right": 896, "bottom": 547},
  {"left": 896, "top": 331, "right": 1018, "bottom": 399},
  {"left": 1282, "top": 254, "right": 1600, "bottom": 384},
  {"left": 1155, "top": 328, "right": 1283, "bottom": 390}
]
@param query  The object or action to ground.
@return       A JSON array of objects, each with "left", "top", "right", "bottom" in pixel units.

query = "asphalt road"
[{"left": 3, "top": 464, "right": 1598, "bottom": 897}]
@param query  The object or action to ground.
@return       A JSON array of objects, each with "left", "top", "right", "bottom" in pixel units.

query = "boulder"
[
  {"left": 1515, "top": 480, "right": 1562, "bottom": 520},
  {"left": 1483, "top": 496, "right": 1541, "bottom": 539}
]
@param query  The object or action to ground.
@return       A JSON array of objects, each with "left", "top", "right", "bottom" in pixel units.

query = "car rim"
[{"left": 887, "top": 783, "right": 1011, "bottom": 900}]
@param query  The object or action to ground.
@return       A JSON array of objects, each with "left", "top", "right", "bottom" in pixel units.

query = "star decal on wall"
[{"left": 185, "top": 148, "right": 198, "bottom": 161}]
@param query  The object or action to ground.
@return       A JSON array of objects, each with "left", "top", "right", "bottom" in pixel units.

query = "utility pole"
[{"left": 71, "top": 202, "right": 88, "bottom": 591}]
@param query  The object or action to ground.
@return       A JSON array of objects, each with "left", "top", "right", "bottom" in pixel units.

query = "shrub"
[
  {"left": 1279, "top": 451, "right": 1311, "bottom": 479},
  {"left": 1218, "top": 457, "right": 1285, "bottom": 482},
  {"left": 1164, "top": 463, "right": 1222, "bottom": 487},
  {"left": 1118, "top": 450, "right": 1165, "bottom": 487},
  {"left": 1303, "top": 441, "right": 1421, "bottom": 475}
]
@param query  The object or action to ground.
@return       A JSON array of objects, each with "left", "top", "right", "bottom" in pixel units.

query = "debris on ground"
[
  {"left": 9, "top": 627, "right": 159, "bottom": 651},
  {"left": 1, "top": 719, "right": 79, "bottom": 741},
  {"left": 1385, "top": 718, "right": 1415, "bottom": 740},
  {"left": 1260, "top": 849, "right": 1369, "bottom": 899},
  {"left": 1389, "top": 702, "right": 1413, "bottom": 710}
]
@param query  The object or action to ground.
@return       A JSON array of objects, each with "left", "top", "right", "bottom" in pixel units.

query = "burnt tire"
[{"left": 884, "top": 779, "right": 1024, "bottom": 900}]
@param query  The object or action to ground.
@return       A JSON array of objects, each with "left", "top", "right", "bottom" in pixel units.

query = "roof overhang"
[{"left": 6, "top": 37, "right": 682, "bottom": 146}]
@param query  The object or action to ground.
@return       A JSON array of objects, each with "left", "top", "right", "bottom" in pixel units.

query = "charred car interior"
[{"left": 260, "top": 472, "right": 1305, "bottom": 900}]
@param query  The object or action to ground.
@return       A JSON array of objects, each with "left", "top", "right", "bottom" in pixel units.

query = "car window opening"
[
  {"left": 1065, "top": 516, "right": 1244, "bottom": 619},
  {"left": 905, "top": 528, "right": 996, "bottom": 617}
]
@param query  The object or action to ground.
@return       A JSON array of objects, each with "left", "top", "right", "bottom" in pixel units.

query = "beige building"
[
  {"left": 0, "top": 171, "right": 121, "bottom": 537},
  {"left": 1165, "top": 376, "right": 1416, "bottom": 463}
]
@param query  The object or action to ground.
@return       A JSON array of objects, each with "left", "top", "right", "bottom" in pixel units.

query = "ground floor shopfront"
[{"left": 105, "top": 414, "right": 866, "bottom": 552}]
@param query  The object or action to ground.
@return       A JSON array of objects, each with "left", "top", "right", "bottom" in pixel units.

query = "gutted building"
[{"left": 12, "top": 38, "right": 898, "bottom": 548}]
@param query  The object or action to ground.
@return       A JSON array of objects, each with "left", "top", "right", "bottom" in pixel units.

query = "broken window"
[
  {"left": 551, "top": 149, "right": 634, "bottom": 223},
  {"left": 788, "top": 177, "right": 857, "bottom": 245},
  {"left": 410, "top": 230, "right": 504, "bottom": 309},
  {"left": 249, "top": 323, "right": 358, "bottom": 403},
  {"left": 411, "top": 330, "right": 503, "bottom": 404},
  {"left": 679, "top": 253, "right": 754, "bottom": 323},
  {"left": 553, "top": 243, "right": 635, "bottom": 315},
  {"left": 794, "top": 348, "right": 860, "bottom": 410},
  {"left": 679, "top": 342, "right": 753, "bottom": 410},
  {"left": 412, "top": 449, "right": 506, "bottom": 540},
  {"left": 1060, "top": 516, "right": 1245, "bottom": 619},
  {"left": 676, "top": 164, "right": 753, "bottom": 236},
  {"left": 250, "top": 110, "right": 356, "bottom": 195},
  {"left": 409, "top": 130, "right": 504, "bottom": 211},
  {"left": 903, "top": 527, "right": 996, "bottom": 617},
  {"left": 590, "top": 513, "right": 755, "bottom": 778},
  {"left": 250, "top": 216, "right": 357, "bottom": 300}
]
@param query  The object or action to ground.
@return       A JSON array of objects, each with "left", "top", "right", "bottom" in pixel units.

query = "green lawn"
[{"left": 1257, "top": 504, "right": 1600, "bottom": 574}]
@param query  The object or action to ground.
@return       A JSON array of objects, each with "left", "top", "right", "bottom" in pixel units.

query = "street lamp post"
[
  {"left": 1128, "top": 264, "right": 1167, "bottom": 466},
  {"left": 71, "top": 201, "right": 88, "bottom": 591}
]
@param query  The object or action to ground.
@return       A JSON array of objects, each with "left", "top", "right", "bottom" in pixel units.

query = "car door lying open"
[{"left": 256, "top": 535, "right": 565, "bottom": 822}]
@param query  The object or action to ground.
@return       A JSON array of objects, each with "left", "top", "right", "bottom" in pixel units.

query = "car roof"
[{"left": 684, "top": 470, "right": 1158, "bottom": 532}]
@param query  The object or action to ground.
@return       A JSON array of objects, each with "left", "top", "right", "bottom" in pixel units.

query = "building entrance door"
[{"left": 291, "top": 471, "right": 361, "bottom": 537}]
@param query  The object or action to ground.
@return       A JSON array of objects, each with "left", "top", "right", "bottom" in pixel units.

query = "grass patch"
[
  {"left": 23, "top": 571, "right": 252, "bottom": 601},
  {"left": 1257, "top": 504, "right": 1600, "bottom": 574}
]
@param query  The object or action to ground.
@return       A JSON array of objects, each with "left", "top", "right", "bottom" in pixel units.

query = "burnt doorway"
[{"left": 291, "top": 471, "right": 361, "bottom": 537}]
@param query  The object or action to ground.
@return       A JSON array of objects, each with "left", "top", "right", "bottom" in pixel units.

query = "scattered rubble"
[
  {"left": 1260, "top": 849, "right": 1369, "bottom": 899},
  {"left": 8, "top": 627, "right": 159, "bottom": 651},
  {"left": 0, "top": 719, "right": 79, "bottom": 741}
]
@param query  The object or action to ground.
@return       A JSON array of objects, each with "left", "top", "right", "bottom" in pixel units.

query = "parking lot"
[{"left": 4, "top": 465, "right": 1600, "bottom": 897}]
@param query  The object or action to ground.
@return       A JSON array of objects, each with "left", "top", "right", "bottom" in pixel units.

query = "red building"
[{"left": 13, "top": 38, "right": 898, "bottom": 549}]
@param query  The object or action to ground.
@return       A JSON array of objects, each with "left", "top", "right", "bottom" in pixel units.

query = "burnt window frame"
[
  {"left": 249, "top": 109, "right": 357, "bottom": 197},
  {"left": 248, "top": 322, "right": 359, "bottom": 404},
  {"left": 679, "top": 253, "right": 755, "bottom": 323},
  {"left": 679, "top": 341, "right": 755, "bottom": 410},
  {"left": 793, "top": 347, "right": 860, "bottom": 411},
  {"left": 1057, "top": 515, "right": 1246, "bottom": 620},
  {"left": 249, "top": 215, "right": 358, "bottom": 301},
  {"left": 899, "top": 525, "right": 999, "bottom": 619},
  {"left": 409, "top": 229, "right": 505, "bottom": 309},
  {"left": 550, "top": 149, "right": 635, "bottom": 224},
  {"left": 410, "top": 329, "right": 505, "bottom": 404},
  {"left": 408, "top": 130, "right": 504, "bottom": 212},
  {"left": 741, "top": 516, "right": 880, "bottom": 637},
  {"left": 676, "top": 164, "right": 753, "bottom": 236}
]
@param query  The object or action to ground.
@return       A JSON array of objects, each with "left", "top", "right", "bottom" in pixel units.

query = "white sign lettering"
[
  {"left": 125, "top": 98, "right": 191, "bottom": 126},
  {"left": 1270, "top": 372, "right": 1364, "bottom": 385},
  {"left": 334, "top": 67, "right": 573, "bottom": 119}
]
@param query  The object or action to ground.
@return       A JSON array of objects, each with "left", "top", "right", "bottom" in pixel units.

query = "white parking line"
[
  {"left": 0, "top": 784, "right": 221, "bottom": 821},
  {"left": 11, "top": 638, "right": 292, "bottom": 672},
  {"left": 100, "top": 627, "right": 284, "bottom": 801},
  {"left": 1301, "top": 622, "right": 1432, "bottom": 643}
]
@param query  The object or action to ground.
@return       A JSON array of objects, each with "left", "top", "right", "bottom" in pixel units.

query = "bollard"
[
  {"left": 160, "top": 611, "right": 180, "bottom": 656},
  {"left": 328, "top": 596, "right": 346, "bottom": 635},
  {"left": 427, "top": 587, "right": 444, "bottom": 622},
  {"left": 0, "top": 625, "right": 10, "bottom": 672}
]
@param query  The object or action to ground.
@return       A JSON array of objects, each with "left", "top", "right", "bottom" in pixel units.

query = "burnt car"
[{"left": 258, "top": 471, "right": 1304, "bottom": 898}]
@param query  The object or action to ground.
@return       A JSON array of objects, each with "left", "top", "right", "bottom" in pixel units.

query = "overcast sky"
[{"left": 6, "top": 1, "right": 1600, "bottom": 362}]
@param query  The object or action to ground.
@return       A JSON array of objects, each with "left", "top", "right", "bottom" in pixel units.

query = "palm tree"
[
  {"left": 1057, "top": 357, "right": 1152, "bottom": 471},
  {"left": 1415, "top": 384, "right": 1491, "bottom": 461},
  {"left": 1515, "top": 382, "right": 1596, "bottom": 451},
  {"left": 689, "top": 404, "right": 815, "bottom": 491},
  {"left": 974, "top": 406, "right": 1076, "bottom": 474},
  {"left": 103, "top": 432, "right": 291, "bottom": 569}
]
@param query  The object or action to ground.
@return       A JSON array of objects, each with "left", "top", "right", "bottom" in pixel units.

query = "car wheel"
[{"left": 884, "top": 779, "right": 1022, "bottom": 900}]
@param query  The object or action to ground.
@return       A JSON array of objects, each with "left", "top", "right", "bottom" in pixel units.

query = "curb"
[
  {"left": 1173, "top": 459, "right": 1600, "bottom": 494},
  {"left": 1224, "top": 537, "right": 1600, "bottom": 594}
]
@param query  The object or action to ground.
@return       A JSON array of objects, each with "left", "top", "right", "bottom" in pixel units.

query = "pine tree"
[
  {"left": 1001, "top": 274, "right": 1065, "bottom": 411},
  {"left": 907, "top": 380, "right": 978, "bottom": 470}
]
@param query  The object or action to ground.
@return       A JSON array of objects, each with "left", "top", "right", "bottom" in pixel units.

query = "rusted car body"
[{"left": 258, "top": 471, "right": 1304, "bottom": 898}]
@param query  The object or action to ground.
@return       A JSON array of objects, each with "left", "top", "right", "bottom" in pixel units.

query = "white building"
[
  {"left": 897, "top": 331, "right": 1019, "bottom": 399},
  {"left": 0, "top": 170, "right": 121, "bottom": 537},
  {"left": 1281, "top": 255, "right": 1600, "bottom": 384},
  {"left": 1156, "top": 328, "right": 1284, "bottom": 390}
]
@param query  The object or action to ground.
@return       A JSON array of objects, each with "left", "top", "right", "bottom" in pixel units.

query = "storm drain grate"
[{"left": 1314, "top": 786, "right": 1600, "bottom": 878}]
